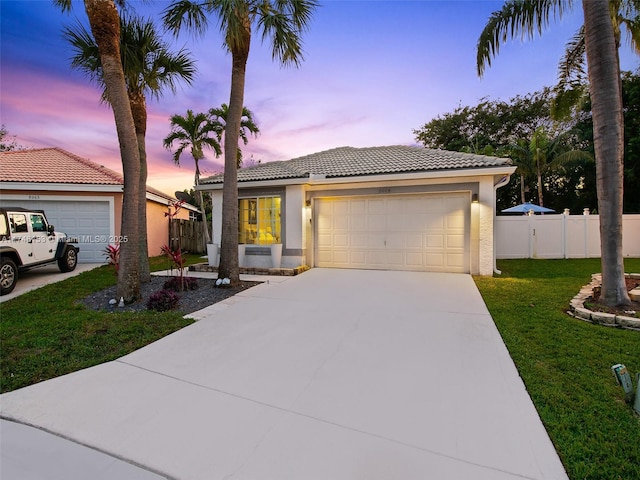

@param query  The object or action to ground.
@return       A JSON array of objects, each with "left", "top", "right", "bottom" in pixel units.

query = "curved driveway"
[{"left": 1, "top": 269, "right": 567, "bottom": 479}]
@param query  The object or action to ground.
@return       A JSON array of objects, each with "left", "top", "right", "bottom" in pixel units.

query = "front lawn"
[
  {"left": 474, "top": 258, "right": 640, "bottom": 480},
  {"left": 0, "top": 254, "right": 203, "bottom": 394}
]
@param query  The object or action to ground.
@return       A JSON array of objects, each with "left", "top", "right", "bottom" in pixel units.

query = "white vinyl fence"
[{"left": 496, "top": 214, "right": 640, "bottom": 259}]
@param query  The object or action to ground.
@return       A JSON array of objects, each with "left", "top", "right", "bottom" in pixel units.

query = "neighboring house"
[
  {"left": 200, "top": 146, "right": 516, "bottom": 276},
  {"left": 0, "top": 148, "right": 197, "bottom": 263}
]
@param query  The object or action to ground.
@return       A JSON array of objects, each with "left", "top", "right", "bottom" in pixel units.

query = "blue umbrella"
[{"left": 501, "top": 202, "right": 555, "bottom": 214}]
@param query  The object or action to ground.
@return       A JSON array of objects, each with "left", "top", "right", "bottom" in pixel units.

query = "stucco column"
[
  {"left": 211, "top": 190, "right": 223, "bottom": 246},
  {"left": 478, "top": 177, "right": 495, "bottom": 276}
]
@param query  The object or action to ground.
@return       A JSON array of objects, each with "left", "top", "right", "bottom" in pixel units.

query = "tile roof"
[
  {"left": 200, "top": 145, "right": 512, "bottom": 184},
  {"left": 0, "top": 147, "right": 174, "bottom": 200},
  {"left": 1, "top": 147, "right": 123, "bottom": 185}
]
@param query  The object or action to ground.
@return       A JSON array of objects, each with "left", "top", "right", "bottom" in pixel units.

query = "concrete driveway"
[
  {"left": 0, "top": 269, "right": 568, "bottom": 479},
  {"left": 0, "top": 263, "right": 102, "bottom": 302}
]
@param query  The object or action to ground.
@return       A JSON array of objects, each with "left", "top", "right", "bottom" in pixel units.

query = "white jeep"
[{"left": 0, "top": 207, "right": 79, "bottom": 295}]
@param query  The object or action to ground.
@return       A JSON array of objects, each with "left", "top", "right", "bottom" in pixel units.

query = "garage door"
[
  {"left": 0, "top": 199, "right": 111, "bottom": 263},
  {"left": 315, "top": 193, "right": 470, "bottom": 273}
]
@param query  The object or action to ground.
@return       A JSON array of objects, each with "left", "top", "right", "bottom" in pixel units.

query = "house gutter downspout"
[{"left": 493, "top": 174, "right": 511, "bottom": 275}]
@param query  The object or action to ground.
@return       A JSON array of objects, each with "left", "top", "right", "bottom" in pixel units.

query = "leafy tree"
[
  {"left": 55, "top": 0, "right": 141, "bottom": 303},
  {"left": 0, "top": 126, "right": 25, "bottom": 151},
  {"left": 477, "top": 0, "right": 635, "bottom": 305},
  {"left": 163, "top": 0, "right": 318, "bottom": 285},
  {"left": 164, "top": 109, "right": 222, "bottom": 244},
  {"left": 208, "top": 103, "right": 260, "bottom": 167},
  {"left": 414, "top": 90, "right": 555, "bottom": 153},
  {"left": 64, "top": 14, "right": 196, "bottom": 282}
]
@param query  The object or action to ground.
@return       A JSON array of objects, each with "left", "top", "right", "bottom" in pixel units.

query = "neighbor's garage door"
[
  {"left": 315, "top": 193, "right": 470, "bottom": 273},
  {"left": 0, "top": 199, "right": 111, "bottom": 263}
]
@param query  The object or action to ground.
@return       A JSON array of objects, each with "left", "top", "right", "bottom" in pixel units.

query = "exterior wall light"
[{"left": 472, "top": 193, "right": 479, "bottom": 203}]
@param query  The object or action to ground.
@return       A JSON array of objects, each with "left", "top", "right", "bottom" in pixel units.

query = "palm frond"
[
  {"left": 477, "top": 0, "right": 571, "bottom": 77},
  {"left": 163, "top": 0, "right": 212, "bottom": 37}
]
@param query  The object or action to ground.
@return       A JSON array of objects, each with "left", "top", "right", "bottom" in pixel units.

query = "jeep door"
[{"left": 28, "top": 213, "right": 56, "bottom": 262}]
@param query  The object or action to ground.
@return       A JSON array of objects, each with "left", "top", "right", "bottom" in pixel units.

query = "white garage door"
[
  {"left": 315, "top": 193, "right": 470, "bottom": 273},
  {"left": 0, "top": 199, "right": 111, "bottom": 263}
]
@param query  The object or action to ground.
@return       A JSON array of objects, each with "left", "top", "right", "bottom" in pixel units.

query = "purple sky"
[{"left": 1, "top": 1, "right": 637, "bottom": 196}]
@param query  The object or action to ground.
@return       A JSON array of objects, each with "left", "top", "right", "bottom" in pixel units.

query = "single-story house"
[
  {"left": 199, "top": 145, "right": 516, "bottom": 275},
  {"left": 0, "top": 147, "right": 197, "bottom": 263}
]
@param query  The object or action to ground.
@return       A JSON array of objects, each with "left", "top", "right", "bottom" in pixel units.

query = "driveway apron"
[{"left": 0, "top": 269, "right": 568, "bottom": 480}]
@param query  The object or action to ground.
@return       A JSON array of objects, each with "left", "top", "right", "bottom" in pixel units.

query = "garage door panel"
[
  {"left": 334, "top": 234, "right": 349, "bottom": 247},
  {"left": 406, "top": 234, "right": 423, "bottom": 248},
  {"left": 316, "top": 193, "right": 469, "bottom": 273},
  {"left": 426, "top": 253, "right": 445, "bottom": 268},
  {"left": 447, "top": 234, "right": 465, "bottom": 249},
  {"left": 351, "top": 234, "right": 366, "bottom": 247},
  {"left": 426, "top": 235, "right": 444, "bottom": 248}
]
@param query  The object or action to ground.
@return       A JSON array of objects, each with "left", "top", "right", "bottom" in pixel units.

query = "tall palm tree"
[
  {"left": 64, "top": 15, "right": 196, "bottom": 282},
  {"left": 209, "top": 103, "right": 260, "bottom": 167},
  {"left": 583, "top": 0, "right": 631, "bottom": 305},
  {"left": 55, "top": 0, "right": 141, "bottom": 302},
  {"left": 476, "top": 0, "right": 633, "bottom": 306},
  {"left": 163, "top": 0, "right": 318, "bottom": 284},
  {"left": 164, "top": 110, "right": 222, "bottom": 244}
]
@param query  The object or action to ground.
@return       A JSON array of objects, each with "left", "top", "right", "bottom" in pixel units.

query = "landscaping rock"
[
  {"left": 616, "top": 315, "right": 640, "bottom": 329},
  {"left": 574, "top": 307, "right": 592, "bottom": 321},
  {"left": 590, "top": 311, "right": 617, "bottom": 326}
]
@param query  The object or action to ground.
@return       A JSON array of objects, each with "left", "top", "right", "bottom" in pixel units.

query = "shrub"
[
  {"left": 103, "top": 244, "right": 120, "bottom": 274},
  {"left": 163, "top": 276, "right": 199, "bottom": 292},
  {"left": 146, "top": 289, "right": 180, "bottom": 312}
]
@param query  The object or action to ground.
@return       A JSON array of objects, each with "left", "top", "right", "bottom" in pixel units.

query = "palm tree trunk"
[
  {"left": 218, "top": 20, "right": 250, "bottom": 285},
  {"left": 193, "top": 168, "right": 211, "bottom": 245},
  {"left": 535, "top": 147, "right": 544, "bottom": 207},
  {"left": 130, "top": 92, "right": 151, "bottom": 282},
  {"left": 84, "top": 0, "right": 140, "bottom": 302},
  {"left": 520, "top": 174, "right": 526, "bottom": 204},
  {"left": 583, "top": 0, "right": 630, "bottom": 306}
]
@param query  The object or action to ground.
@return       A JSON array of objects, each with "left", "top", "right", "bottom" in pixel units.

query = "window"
[
  {"left": 30, "top": 214, "right": 47, "bottom": 232},
  {"left": 9, "top": 214, "right": 27, "bottom": 233},
  {"left": 0, "top": 214, "right": 8, "bottom": 240},
  {"left": 238, "top": 196, "right": 281, "bottom": 245}
]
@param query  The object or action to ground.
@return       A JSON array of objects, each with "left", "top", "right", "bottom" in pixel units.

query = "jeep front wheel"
[
  {"left": 58, "top": 246, "right": 78, "bottom": 273},
  {"left": 0, "top": 258, "right": 18, "bottom": 295}
]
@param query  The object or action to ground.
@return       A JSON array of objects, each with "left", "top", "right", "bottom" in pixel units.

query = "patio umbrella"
[{"left": 501, "top": 202, "right": 555, "bottom": 214}]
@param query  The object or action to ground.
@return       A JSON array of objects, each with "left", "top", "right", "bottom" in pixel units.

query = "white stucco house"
[{"left": 199, "top": 146, "right": 516, "bottom": 276}]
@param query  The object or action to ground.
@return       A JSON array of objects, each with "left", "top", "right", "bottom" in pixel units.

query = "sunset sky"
[{"left": 1, "top": 1, "right": 637, "bottom": 196}]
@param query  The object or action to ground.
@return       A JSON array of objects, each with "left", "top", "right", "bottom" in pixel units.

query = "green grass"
[
  {"left": 474, "top": 258, "right": 640, "bottom": 480},
  {"left": 0, "top": 254, "right": 203, "bottom": 394}
]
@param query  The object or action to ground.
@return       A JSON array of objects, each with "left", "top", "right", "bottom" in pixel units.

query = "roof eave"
[
  {"left": 0, "top": 182, "right": 124, "bottom": 192},
  {"left": 196, "top": 165, "right": 516, "bottom": 190}
]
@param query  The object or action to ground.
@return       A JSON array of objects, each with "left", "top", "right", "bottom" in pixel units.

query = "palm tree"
[
  {"left": 55, "top": 0, "right": 141, "bottom": 303},
  {"left": 509, "top": 127, "right": 592, "bottom": 207},
  {"left": 476, "top": 0, "right": 633, "bottom": 306},
  {"left": 164, "top": 110, "right": 222, "bottom": 244},
  {"left": 163, "top": 0, "right": 318, "bottom": 285},
  {"left": 209, "top": 103, "right": 260, "bottom": 167},
  {"left": 64, "top": 15, "right": 196, "bottom": 282}
]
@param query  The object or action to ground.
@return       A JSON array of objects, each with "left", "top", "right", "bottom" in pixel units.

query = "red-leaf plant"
[
  {"left": 103, "top": 244, "right": 120, "bottom": 274},
  {"left": 161, "top": 244, "right": 186, "bottom": 291}
]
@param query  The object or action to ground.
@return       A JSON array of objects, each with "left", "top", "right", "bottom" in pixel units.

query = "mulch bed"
[
  {"left": 587, "top": 277, "right": 640, "bottom": 317},
  {"left": 79, "top": 276, "right": 261, "bottom": 315}
]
